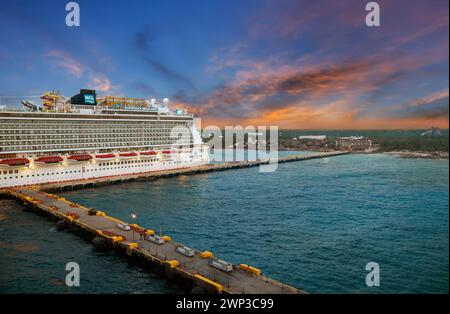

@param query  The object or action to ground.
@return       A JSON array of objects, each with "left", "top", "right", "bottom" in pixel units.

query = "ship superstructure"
[{"left": 0, "top": 89, "right": 209, "bottom": 188}]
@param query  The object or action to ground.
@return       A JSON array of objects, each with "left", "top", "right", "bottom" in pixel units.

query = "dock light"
[{"left": 130, "top": 213, "right": 137, "bottom": 242}]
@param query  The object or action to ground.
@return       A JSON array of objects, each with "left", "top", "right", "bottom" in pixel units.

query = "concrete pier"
[{"left": 7, "top": 188, "right": 304, "bottom": 294}]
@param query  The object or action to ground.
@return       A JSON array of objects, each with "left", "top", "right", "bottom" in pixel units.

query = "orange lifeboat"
[
  {"left": 119, "top": 152, "right": 138, "bottom": 160},
  {"left": 162, "top": 150, "right": 176, "bottom": 155},
  {"left": 68, "top": 154, "right": 93, "bottom": 162},
  {"left": 0, "top": 158, "right": 30, "bottom": 167},
  {"left": 140, "top": 151, "right": 158, "bottom": 158},
  {"left": 95, "top": 153, "right": 116, "bottom": 161},
  {"left": 35, "top": 156, "right": 64, "bottom": 164}
]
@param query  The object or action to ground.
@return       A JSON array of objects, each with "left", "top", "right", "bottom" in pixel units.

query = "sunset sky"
[{"left": 0, "top": 0, "right": 448, "bottom": 129}]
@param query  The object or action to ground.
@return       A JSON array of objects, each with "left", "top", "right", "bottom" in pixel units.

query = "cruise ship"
[{"left": 0, "top": 89, "right": 210, "bottom": 189}]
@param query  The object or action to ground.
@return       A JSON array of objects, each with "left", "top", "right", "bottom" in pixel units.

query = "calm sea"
[{"left": 0, "top": 152, "right": 448, "bottom": 293}]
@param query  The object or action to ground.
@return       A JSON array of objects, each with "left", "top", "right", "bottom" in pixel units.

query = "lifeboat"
[
  {"left": 118, "top": 152, "right": 138, "bottom": 160},
  {"left": 35, "top": 156, "right": 64, "bottom": 164},
  {"left": 95, "top": 153, "right": 116, "bottom": 161},
  {"left": 162, "top": 150, "right": 177, "bottom": 155},
  {"left": 68, "top": 154, "right": 93, "bottom": 162},
  {"left": 140, "top": 151, "right": 158, "bottom": 158},
  {"left": 0, "top": 158, "right": 30, "bottom": 167}
]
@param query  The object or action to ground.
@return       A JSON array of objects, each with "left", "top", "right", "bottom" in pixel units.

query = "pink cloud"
[
  {"left": 47, "top": 50, "right": 83, "bottom": 78},
  {"left": 89, "top": 74, "right": 122, "bottom": 95},
  {"left": 46, "top": 49, "right": 121, "bottom": 95},
  {"left": 89, "top": 75, "right": 111, "bottom": 92}
]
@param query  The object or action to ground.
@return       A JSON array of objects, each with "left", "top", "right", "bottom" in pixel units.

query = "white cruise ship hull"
[{"left": 0, "top": 149, "right": 209, "bottom": 188}]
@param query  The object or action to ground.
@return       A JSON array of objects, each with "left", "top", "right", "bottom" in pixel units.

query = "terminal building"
[{"left": 336, "top": 136, "right": 372, "bottom": 151}]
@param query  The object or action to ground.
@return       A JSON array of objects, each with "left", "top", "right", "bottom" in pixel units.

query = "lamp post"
[{"left": 130, "top": 213, "right": 137, "bottom": 242}]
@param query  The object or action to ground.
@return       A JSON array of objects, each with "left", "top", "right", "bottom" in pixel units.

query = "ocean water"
[{"left": 0, "top": 153, "right": 448, "bottom": 293}]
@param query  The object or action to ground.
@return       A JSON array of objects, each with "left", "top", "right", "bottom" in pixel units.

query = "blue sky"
[{"left": 0, "top": 0, "right": 448, "bottom": 128}]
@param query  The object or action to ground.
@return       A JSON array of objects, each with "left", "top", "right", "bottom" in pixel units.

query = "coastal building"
[
  {"left": 336, "top": 136, "right": 372, "bottom": 151},
  {"left": 298, "top": 135, "right": 327, "bottom": 140},
  {"left": 421, "top": 127, "right": 442, "bottom": 137}
]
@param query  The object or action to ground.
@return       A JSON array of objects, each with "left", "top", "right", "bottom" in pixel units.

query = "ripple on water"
[{"left": 0, "top": 154, "right": 448, "bottom": 293}]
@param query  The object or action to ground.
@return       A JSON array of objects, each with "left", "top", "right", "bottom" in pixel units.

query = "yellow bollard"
[
  {"left": 167, "top": 260, "right": 180, "bottom": 268},
  {"left": 200, "top": 251, "right": 213, "bottom": 259}
]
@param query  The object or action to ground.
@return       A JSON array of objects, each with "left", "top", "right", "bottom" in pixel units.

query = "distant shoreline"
[
  {"left": 383, "top": 151, "right": 449, "bottom": 160},
  {"left": 279, "top": 147, "right": 449, "bottom": 159}
]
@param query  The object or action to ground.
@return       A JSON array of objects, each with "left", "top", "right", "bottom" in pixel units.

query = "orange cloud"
[
  {"left": 88, "top": 74, "right": 121, "bottom": 94},
  {"left": 179, "top": 44, "right": 449, "bottom": 129},
  {"left": 190, "top": 0, "right": 448, "bottom": 130},
  {"left": 178, "top": 83, "right": 448, "bottom": 130},
  {"left": 200, "top": 106, "right": 448, "bottom": 130}
]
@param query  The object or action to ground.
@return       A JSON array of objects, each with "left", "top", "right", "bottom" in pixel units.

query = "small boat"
[
  {"left": 118, "top": 152, "right": 138, "bottom": 160},
  {"left": 140, "top": 150, "right": 158, "bottom": 158},
  {"left": 0, "top": 158, "right": 30, "bottom": 167},
  {"left": 67, "top": 154, "right": 93, "bottom": 162},
  {"left": 95, "top": 153, "right": 116, "bottom": 161},
  {"left": 162, "top": 150, "right": 176, "bottom": 155},
  {"left": 35, "top": 156, "right": 64, "bottom": 164}
]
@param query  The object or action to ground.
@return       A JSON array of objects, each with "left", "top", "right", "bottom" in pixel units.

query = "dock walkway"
[{"left": 8, "top": 188, "right": 303, "bottom": 294}]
